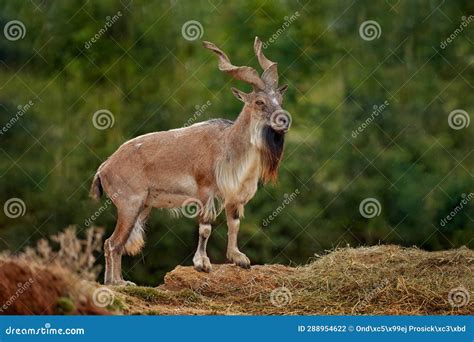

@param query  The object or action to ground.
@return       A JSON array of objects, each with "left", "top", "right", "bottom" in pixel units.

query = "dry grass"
[
  {"left": 110, "top": 245, "right": 474, "bottom": 315},
  {"left": 287, "top": 245, "right": 473, "bottom": 315},
  {"left": 1, "top": 234, "right": 472, "bottom": 315},
  {"left": 14, "top": 225, "right": 104, "bottom": 281},
  {"left": 0, "top": 226, "right": 107, "bottom": 314}
]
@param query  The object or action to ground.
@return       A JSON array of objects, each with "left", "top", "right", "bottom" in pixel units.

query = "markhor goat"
[{"left": 90, "top": 37, "right": 291, "bottom": 285}]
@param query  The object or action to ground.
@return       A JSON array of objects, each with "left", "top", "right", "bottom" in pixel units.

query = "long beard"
[{"left": 260, "top": 125, "right": 285, "bottom": 183}]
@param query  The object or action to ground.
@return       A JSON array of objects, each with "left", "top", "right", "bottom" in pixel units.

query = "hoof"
[
  {"left": 227, "top": 250, "right": 251, "bottom": 269},
  {"left": 193, "top": 255, "right": 212, "bottom": 273},
  {"left": 107, "top": 279, "right": 136, "bottom": 286}
]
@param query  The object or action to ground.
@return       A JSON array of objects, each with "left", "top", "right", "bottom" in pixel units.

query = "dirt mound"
[
  {"left": 161, "top": 264, "right": 294, "bottom": 295},
  {"left": 0, "top": 259, "right": 107, "bottom": 315},
  {"left": 1, "top": 245, "right": 472, "bottom": 315},
  {"left": 114, "top": 264, "right": 295, "bottom": 315},
  {"left": 113, "top": 245, "right": 473, "bottom": 315}
]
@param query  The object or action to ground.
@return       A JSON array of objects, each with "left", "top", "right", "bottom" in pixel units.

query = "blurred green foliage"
[{"left": 0, "top": 0, "right": 473, "bottom": 285}]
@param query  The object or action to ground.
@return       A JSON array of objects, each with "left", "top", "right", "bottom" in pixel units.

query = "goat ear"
[
  {"left": 277, "top": 84, "right": 288, "bottom": 96},
  {"left": 231, "top": 87, "right": 249, "bottom": 103}
]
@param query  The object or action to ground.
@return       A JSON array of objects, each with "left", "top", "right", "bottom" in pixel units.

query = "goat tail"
[{"left": 90, "top": 172, "right": 103, "bottom": 201}]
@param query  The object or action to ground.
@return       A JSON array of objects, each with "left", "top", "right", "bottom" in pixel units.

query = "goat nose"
[{"left": 270, "top": 109, "right": 292, "bottom": 133}]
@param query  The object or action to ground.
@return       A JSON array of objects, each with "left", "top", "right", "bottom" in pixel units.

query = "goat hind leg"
[{"left": 104, "top": 205, "right": 143, "bottom": 285}]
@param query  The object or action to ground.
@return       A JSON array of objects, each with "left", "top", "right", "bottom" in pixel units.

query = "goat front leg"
[
  {"left": 193, "top": 222, "right": 212, "bottom": 272},
  {"left": 225, "top": 204, "right": 250, "bottom": 269}
]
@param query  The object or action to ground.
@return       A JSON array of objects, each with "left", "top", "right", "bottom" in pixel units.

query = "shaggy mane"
[{"left": 260, "top": 126, "right": 284, "bottom": 183}]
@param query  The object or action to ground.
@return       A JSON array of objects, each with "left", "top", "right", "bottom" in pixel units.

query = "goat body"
[{"left": 91, "top": 37, "right": 290, "bottom": 285}]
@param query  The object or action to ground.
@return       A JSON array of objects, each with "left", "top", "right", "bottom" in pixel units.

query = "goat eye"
[{"left": 255, "top": 100, "right": 265, "bottom": 106}]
